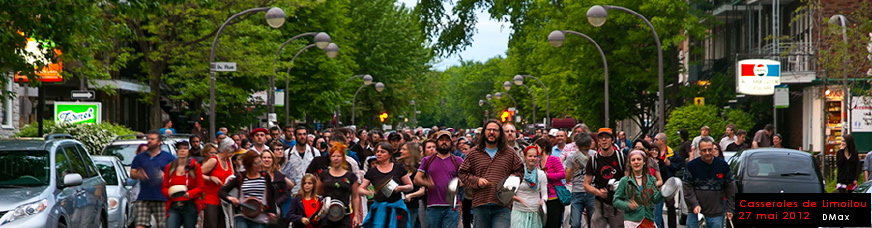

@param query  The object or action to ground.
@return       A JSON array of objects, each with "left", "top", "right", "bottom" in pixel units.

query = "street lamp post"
[
  {"left": 410, "top": 100, "right": 417, "bottom": 127},
  {"left": 479, "top": 99, "right": 491, "bottom": 119},
  {"left": 270, "top": 32, "right": 332, "bottom": 114},
  {"left": 513, "top": 75, "right": 550, "bottom": 127},
  {"left": 829, "top": 14, "right": 850, "bottom": 133},
  {"left": 283, "top": 43, "right": 339, "bottom": 124},
  {"left": 548, "top": 30, "right": 610, "bottom": 126},
  {"left": 210, "top": 7, "right": 286, "bottom": 141},
  {"left": 352, "top": 82, "right": 385, "bottom": 126},
  {"left": 587, "top": 5, "right": 664, "bottom": 132}
]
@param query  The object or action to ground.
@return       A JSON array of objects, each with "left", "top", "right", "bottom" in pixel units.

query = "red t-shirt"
[
  {"left": 302, "top": 197, "right": 322, "bottom": 228},
  {"left": 202, "top": 156, "right": 234, "bottom": 205}
]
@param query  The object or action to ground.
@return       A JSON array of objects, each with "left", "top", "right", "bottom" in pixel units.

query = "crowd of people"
[{"left": 125, "top": 120, "right": 863, "bottom": 228}]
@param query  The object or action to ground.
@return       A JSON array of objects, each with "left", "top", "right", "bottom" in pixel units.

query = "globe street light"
[
  {"left": 271, "top": 32, "right": 333, "bottom": 114},
  {"left": 210, "top": 7, "right": 285, "bottom": 140},
  {"left": 486, "top": 94, "right": 492, "bottom": 101},
  {"left": 514, "top": 74, "right": 550, "bottom": 127},
  {"left": 548, "top": 30, "right": 611, "bottom": 126},
  {"left": 503, "top": 81, "right": 512, "bottom": 91},
  {"left": 352, "top": 81, "right": 385, "bottom": 126},
  {"left": 283, "top": 43, "right": 339, "bottom": 124},
  {"left": 587, "top": 4, "right": 665, "bottom": 132},
  {"left": 344, "top": 74, "right": 373, "bottom": 85}
]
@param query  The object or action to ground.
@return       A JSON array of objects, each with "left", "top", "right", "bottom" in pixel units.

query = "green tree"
[{"left": 665, "top": 104, "right": 754, "bottom": 148}]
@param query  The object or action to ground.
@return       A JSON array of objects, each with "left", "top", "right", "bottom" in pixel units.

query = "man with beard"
[
  {"left": 282, "top": 126, "right": 320, "bottom": 193},
  {"left": 415, "top": 131, "right": 464, "bottom": 228},
  {"left": 458, "top": 120, "right": 523, "bottom": 227}
]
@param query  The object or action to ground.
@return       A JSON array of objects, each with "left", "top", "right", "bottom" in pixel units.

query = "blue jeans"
[
  {"left": 654, "top": 201, "right": 664, "bottom": 228},
  {"left": 471, "top": 204, "right": 511, "bottom": 228},
  {"left": 686, "top": 213, "right": 724, "bottom": 228},
  {"left": 234, "top": 217, "right": 267, "bottom": 228},
  {"left": 165, "top": 201, "right": 197, "bottom": 228},
  {"left": 426, "top": 206, "right": 459, "bottom": 228},
  {"left": 570, "top": 192, "right": 595, "bottom": 228}
]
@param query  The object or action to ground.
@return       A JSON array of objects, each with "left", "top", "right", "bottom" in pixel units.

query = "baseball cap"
[
  {"left": 548, "top": 128, "right": 559, "bottom": 137},
  {"left": 597, "top": 128, "right": 614, "bottom": 138},
  {"left": 435, "top": 130, "right": 452, "bottom": 140}
]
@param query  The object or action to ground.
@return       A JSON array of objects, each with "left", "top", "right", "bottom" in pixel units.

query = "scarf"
[{"left": 523, "top": 164, "right": 539, "bottom": 190}]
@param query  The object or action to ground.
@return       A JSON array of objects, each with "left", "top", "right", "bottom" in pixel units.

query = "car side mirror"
[
  {"left": 63, "top": 173, "right": 83, "bottom": 187},
  {"left": 124, "top": 178, "right": 138, "bottom": 187}
]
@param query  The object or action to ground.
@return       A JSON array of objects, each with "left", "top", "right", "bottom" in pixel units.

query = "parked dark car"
[{"left": 728, "top": 148, "right": 825, "bottom": 193}]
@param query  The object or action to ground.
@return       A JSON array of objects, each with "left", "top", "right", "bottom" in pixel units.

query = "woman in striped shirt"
[{"left": 220, "top": 150, "right": 278, "bottom": 228}]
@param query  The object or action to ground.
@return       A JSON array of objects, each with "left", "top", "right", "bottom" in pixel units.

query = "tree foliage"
[{"left": 664, "top": 104, "right": 754, "bottom": 148}]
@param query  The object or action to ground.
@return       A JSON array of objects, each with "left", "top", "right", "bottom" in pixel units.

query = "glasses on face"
[{"left": 485, "top": 128, "right": 500, "bottom": 133}]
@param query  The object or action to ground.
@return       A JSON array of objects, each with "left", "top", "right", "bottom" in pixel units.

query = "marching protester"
[
  {"left": 511, "top": 146, "right": 548, "bottom": 228},
  {"left": 260, "top": 150, "right": 294, "bottom": 228},
  {"left": 284, "top": 126, "right": 320, "bottom": 194},
  {"left": 201, "top": 138, "right": 237, "bottom": 228},
  {"left": 288, "top": 174, "right": 323, "bottom": 228},
  {"left": 317, "top": 142, "right": 362, "bottom": 227},
  {"left": 565, "top": 133, "right": 595, "bottom": 228},
  {"left": 583, "top": 128, "right": 625, "bottom": 228},
  {"left": 398, "top": 142, "right": 426, "bottom": 227},
  {"left": 359, "top": 142, "right": 415, "bottom": 227},
  {"left": 220, "top": 151, "right": 279, "bottom": 228},
  {"left": 458, "top": 120, "right": 524, "bottom": 227},
  {"left": 415, "top": 131, "right": 464, "bottom": 228},
  {"left": 682, "top": 138, "right": 736, "bottom": 228},
  {"left": 162, "top": 141, "right": 204, "bottom": 228},
  {"left": 131, "top": 132, "right": 176, "bottom": 228},
  {"left": 613, "top": 150, "right": 662, "bottom": 228},
  {"left": 542, "top": 135, "right": 566, "bottom": 228}
]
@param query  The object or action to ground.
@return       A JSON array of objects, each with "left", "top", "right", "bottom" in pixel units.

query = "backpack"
[{"left": 591, "top": 149, "right": 624, "bottom": 203}]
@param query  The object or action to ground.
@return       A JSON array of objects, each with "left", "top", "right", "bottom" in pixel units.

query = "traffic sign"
[
  {"left": 210, "top": 62, "right": 237, "bottom": 72},
  {"left": 694, "top": 97, "right": 705, "bottom": 106},
  {"left": 71, "top": 90, "right": 95, "bottom": 100},
  {"left": 774, "top": 86, "right": 789, "bottom": 108}
]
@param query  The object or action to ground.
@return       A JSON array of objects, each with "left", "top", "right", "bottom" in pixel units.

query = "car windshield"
[
  {"left": 94, "top": 161, "right": 119, "bottom": 185},
  {"left": 0, "top": 150, "right": 49, "bottom": 187},
  {"left": 747, "top": 154, "right": 815, "bottom": 178},
  {"left": 104, "top": 144, "right": 171, "bottom": 166}
]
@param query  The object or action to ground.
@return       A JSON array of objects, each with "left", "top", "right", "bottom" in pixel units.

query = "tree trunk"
[{"left": 149, "top": 63, "right": 167, "bottom": 130}]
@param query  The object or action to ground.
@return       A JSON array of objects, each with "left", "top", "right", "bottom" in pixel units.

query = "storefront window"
[{"left": 824, "top": 88, "right": 844, "bottom": 155}]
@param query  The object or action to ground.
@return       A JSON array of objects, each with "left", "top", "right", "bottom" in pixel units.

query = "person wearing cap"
[
  {"left": 249, "top": 128, "right": 270, "bottom": 154},
  {"left": 682, "top": 138, "right": 735, "bottom": 228},
  {"left": 690, "top": 126, "right": 714, "bottom": 160},
  {"left": 215, "top": 131, "right": 227, "bottom": 144},
  {"left": 583, "top": 128, "right": 625, "bottom": 228},
  {"left": 458, "top": 120, "right": 523, "bottom": 228},
  {"left": 415, "top": 130, "right": 464, "bottom": 228}
]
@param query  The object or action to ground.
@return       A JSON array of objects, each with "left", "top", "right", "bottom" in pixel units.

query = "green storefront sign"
[{"left": 54, "top": 102, "right": 101, "bottom": 124}]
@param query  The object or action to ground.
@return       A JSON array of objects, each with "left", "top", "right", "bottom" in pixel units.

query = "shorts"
[{"left": 133, "top": 200, "right": 166, "bottom": 228}]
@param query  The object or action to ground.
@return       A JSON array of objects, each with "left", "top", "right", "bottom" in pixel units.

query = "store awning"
[
  {"left": 780, "top": 71, "right": 816, "bottom": 84},
  {"left": 91, "top": 79, "right": 150, "bottom": 93}
]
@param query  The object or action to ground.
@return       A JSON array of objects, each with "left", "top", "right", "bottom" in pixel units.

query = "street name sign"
[{"left": 210, "top": 62, "right": 237, "bottom": 72}]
